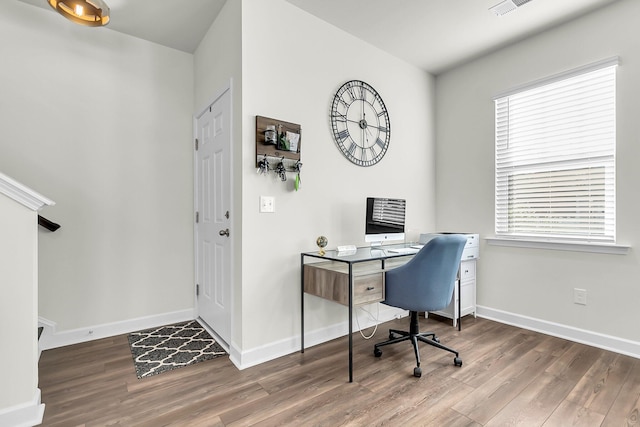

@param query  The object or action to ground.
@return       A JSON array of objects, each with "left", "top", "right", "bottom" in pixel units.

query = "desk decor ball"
[{"left": 316, "top": 236, "right": 328, "bottom": 255}]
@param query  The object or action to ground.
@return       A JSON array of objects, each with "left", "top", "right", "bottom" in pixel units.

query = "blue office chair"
[{"left": 374, "top": 234, "right": 467, "bottom": 377}]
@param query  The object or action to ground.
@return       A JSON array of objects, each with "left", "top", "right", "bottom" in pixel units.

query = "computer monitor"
[{"left": 365, "top": 197, "right": 406, "bottom": 245}]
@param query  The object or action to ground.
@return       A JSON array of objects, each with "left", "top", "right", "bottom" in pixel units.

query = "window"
[{"left": 494, "top": 58, "right": 618, "bottom": 243}]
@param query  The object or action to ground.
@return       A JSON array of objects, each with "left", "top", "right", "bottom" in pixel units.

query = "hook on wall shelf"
[{"left": 256, "top": 154, "right": 302, "bottom": 174}]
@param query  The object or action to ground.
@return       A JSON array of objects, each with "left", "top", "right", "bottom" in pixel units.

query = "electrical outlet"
[
  {"left": 574, "top": 288, "right": 587, "bottom": 305},
  {"left": 259, "top": 196, "right": 275, "bottom": 213}
]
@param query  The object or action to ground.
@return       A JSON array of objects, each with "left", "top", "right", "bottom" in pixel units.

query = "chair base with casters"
[{"left": 373, "top": 311, "right": 462, "bottom": 378}]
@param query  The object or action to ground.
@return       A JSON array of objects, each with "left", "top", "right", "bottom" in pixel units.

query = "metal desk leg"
[
  {"left": 458, "top": 278, "right": 462, "bottom": 331},
  {"left": 301, "top": 254, "right": 305, "bottom": 353},
  {"left": 348, "top": 263, "right": 353, "bottom": 383}
]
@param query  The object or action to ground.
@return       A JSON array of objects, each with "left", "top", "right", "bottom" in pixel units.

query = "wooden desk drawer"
[
  {"left": 354, "top": 274, "right": 384, "bottom": 305},
  {"left": 304, "top": 262, "right": 384, "bottom": 306}
]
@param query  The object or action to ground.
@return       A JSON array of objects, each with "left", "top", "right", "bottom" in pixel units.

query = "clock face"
[{"left": 330, "top": 80, "right": 390, "bottom": 167}]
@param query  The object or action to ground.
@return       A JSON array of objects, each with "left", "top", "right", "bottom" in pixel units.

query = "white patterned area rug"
[{"left": 128, "top": 320, "right": 227, "bottom": 379}]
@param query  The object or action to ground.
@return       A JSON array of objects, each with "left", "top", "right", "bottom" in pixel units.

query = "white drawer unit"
[{"left": 419, "top": 233, "right": 479, "bottom": 328}]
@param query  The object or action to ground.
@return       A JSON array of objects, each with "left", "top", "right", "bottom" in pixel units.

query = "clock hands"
[
  {"left": 334, "top": 115, "right": 388, "bottom": 133},
  {"left": 362, "top": 98, "right": 366, "bottom": 145},
  {"left": 365, "top": 124, "right": 374, "bottom": 139}
]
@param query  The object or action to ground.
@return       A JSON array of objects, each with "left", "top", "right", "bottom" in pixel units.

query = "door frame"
[{"left": 193, "top": 80, "right": 235, "bottom": 350}]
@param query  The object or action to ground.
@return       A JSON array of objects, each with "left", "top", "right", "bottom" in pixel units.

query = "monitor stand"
[{"left": 369, "top": 242, "right": 386, "bottom": 254}]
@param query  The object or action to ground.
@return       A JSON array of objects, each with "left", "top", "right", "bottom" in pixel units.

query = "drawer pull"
[{"left": 366, "top": 286, "right": 375, "bottom": 291}]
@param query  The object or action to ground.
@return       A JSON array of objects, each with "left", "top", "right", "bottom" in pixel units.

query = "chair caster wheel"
[
  {"left": 374, "top": 348, "right": 382, "bottom": 358},
  {"left": 454, "top": 357, "right": 463, "bottom": 367},
  {"left": 413, "top": 367, "right": 422, "bottom": 377}
]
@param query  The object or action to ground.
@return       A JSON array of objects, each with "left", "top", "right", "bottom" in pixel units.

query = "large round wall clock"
[{"left": 330, "top": 80, "right": 391, "bottom": 167}]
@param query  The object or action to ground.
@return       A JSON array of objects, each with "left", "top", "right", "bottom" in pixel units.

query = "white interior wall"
[
  {"left": 435, "top": 0, "right": 640, "bottom": 343},
  {"left": 0, "top": 1, "right": 195, "bottom": 332},
  {"left": 0, "top": 194, "right": 38, "bottom": 412},
  {"left": 239, "top": 0, "right": 436, "bottom": 354}
]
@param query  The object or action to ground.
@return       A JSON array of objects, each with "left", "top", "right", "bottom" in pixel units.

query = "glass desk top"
[{"left": 301, "top": 242, "right": 422, "bottom": 264}]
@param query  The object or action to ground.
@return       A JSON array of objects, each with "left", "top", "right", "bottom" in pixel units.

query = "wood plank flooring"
[{"left": 38, "top": 316, "right": 640, "bottom": 426}]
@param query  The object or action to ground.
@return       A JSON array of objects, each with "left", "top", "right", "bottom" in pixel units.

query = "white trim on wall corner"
[
  {"left": 0, "top": 388, "right": 45, "bottom": 427},
  {"left": 0, "top": 171, "right": 54, "bottom": 211},
  {"left": 231, "top": 305, "right": 407, "bottom": 371},
  {"left": 38, "top": 309, "right": 195, "bottom": 351},
  {"left": 476, "top": 305, "right": 640, "bottom": 359}
]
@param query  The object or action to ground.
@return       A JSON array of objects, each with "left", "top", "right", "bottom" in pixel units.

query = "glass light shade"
[{"left": 47, "top": 0, "right": 110, "bottom": 27}]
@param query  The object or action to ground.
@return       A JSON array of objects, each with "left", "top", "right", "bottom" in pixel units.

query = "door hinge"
[
  {"left": 196, "top": 284, "right": 199, "bottom": 296},
  {"left": 195, "top": 211, "right": 199, "bottom": 223},
  {"left": 195, "top": 138, "right": 199, "bottom": 151}
]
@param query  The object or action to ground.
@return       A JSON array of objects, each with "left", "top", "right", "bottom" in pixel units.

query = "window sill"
[{"left": 485, "top": 237, "right": 630, "bottom": 255}]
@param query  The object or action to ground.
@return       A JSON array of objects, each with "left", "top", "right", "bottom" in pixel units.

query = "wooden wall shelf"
[{"left": 255, "top": 115, "right": 301, "bottom": 167}]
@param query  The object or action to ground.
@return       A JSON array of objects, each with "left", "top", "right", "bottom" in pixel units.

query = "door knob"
[{"left": 219, "top": 228, "right": 230, "bottom": 237}]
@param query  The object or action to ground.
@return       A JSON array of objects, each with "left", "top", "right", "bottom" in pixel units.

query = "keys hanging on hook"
[
  {"left": 295, "top": 172, "right": 301, "bottom": 191},
  {"left": 257, "top": 154, "right": 270, "bottom": 175},
  {"left": 294, "top": 161, "right": 302, "bottom": 191},
  {"left": 276, "top": 157, "right": 287, "bottom": 181}
]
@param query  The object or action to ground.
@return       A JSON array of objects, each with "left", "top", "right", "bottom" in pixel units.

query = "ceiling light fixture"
[
  {"left": 489, "top": 0, "right": 533, "bottom": 17},
  {"left": 47, "top": 0, "right": 110, "bottom": 27}
]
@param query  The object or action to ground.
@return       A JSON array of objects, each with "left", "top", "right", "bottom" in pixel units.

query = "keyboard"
[{"left": 387, "top": 247, "right": 420, "bottom": 255}]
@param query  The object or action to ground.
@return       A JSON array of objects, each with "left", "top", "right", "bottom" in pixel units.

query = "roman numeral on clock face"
[
  {"left": 332, "top": 112, "right": 347, "bottom": 122},
  {"left": 337, "top": 129, "right": 349, "bottom": 142}
]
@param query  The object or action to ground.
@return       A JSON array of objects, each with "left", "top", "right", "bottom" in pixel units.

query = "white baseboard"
[
  {"left": 232, "top": 305, "right": 407, "bottom": 370},
  {"left": 0, "top": 389, "right": 45, "bottom": 427},
  {"left": 476, "top": 305, "right": 640, "bottom": 359},
  {"left": 35, "top": 303, "right": 640, "bottom": 381},
  {"left": 38, "top": 309, "right": 195, "bottom": 350}
]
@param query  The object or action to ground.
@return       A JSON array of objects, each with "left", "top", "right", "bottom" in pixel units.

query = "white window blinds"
[{"left": 494, "top": 59, "right": 617, "bottom": 242}]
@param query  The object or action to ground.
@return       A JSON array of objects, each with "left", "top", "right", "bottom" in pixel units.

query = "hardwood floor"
[{"left": 39, "top": 316, "right": 640, "bottom": 426}]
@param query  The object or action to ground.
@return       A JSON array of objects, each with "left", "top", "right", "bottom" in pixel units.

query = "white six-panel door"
[{"left": 196, "top": 88, "right": 232, "bottom": 346}]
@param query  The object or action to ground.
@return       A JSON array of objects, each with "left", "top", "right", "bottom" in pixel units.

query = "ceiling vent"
[{"left": 489, "top": 0, "right": 533, "bottom": 16}]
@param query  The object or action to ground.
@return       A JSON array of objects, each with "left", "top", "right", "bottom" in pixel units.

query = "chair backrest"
[{"left": 383, "top": 234, "right": 467, "bottom": 312}]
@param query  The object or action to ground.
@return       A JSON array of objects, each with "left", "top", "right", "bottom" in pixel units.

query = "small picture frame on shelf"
[{"left": 287, "top": 131, "right": 300, "bottom": 153}]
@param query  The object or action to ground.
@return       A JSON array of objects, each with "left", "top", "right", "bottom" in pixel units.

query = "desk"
[{"left": 300, "top": 244, "right": 421, "bottom": 383}]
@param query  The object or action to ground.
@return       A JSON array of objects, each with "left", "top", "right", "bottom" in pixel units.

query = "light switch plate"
[
  {"left": 573, "top": 288, "right": 587, "bottom": 305},
  {"left": 260, "top": 196, "right": 275, "bottom": 213}
]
